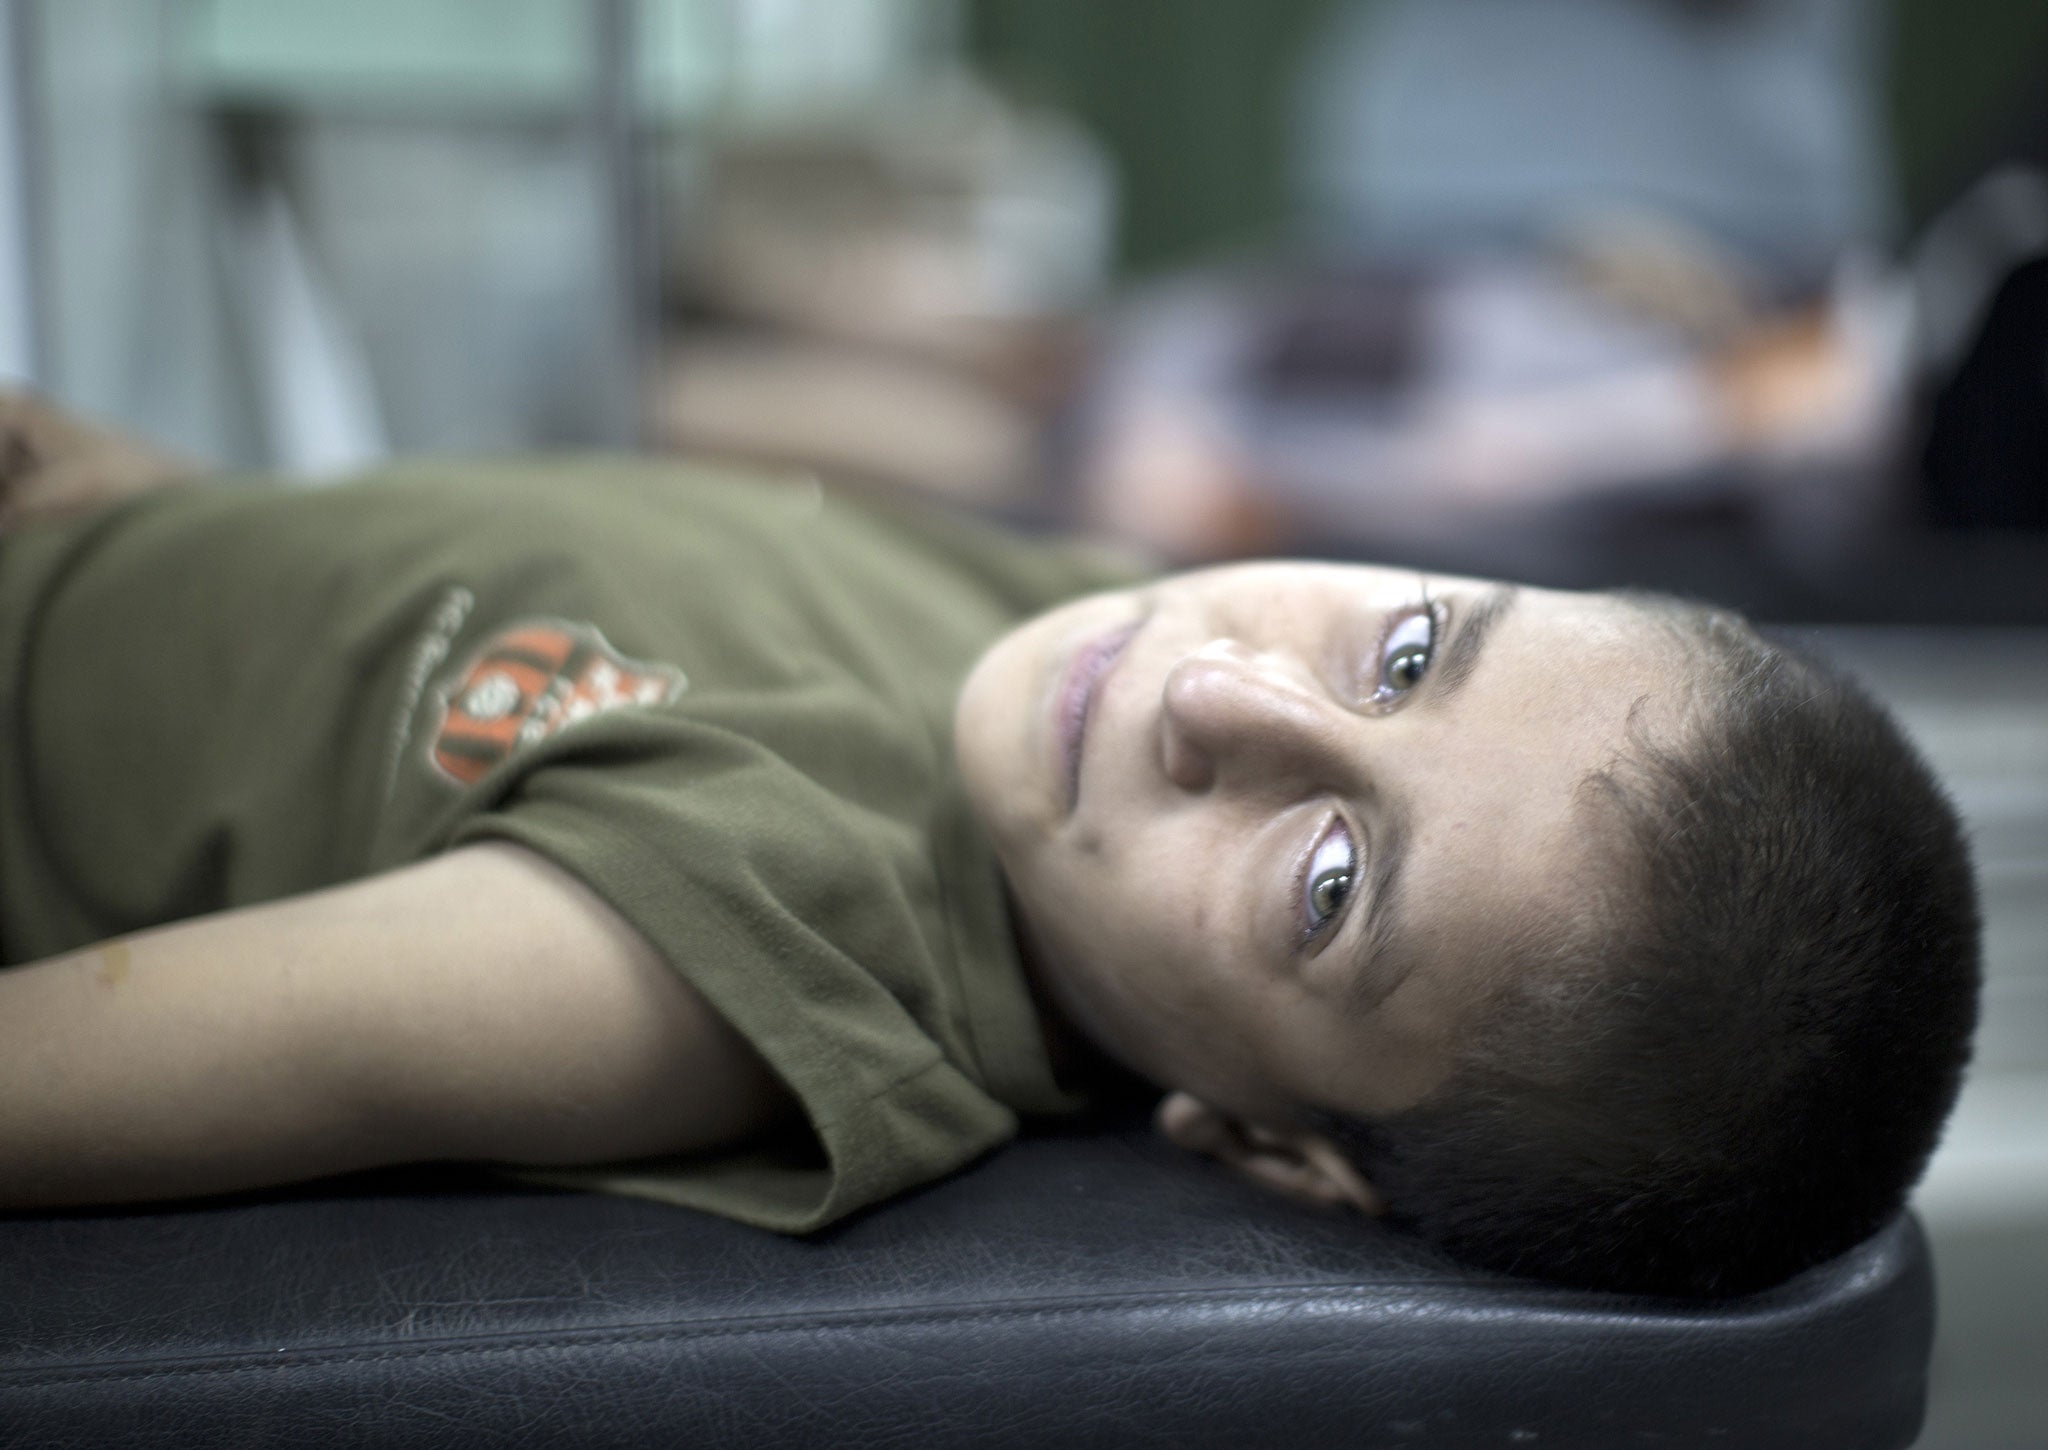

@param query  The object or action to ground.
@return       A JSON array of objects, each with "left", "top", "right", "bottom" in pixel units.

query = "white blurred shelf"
[
  {"left": 1811, "top": 628, "right": 2048, "bottom": 1242},
  {"left": 1916, "top": 1071, "right": 2048, "bottom": 1229}
]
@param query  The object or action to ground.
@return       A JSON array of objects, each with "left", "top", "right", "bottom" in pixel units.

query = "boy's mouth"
[{"left": 1057, "top": 618, "right": 1142, "bottom": 815}]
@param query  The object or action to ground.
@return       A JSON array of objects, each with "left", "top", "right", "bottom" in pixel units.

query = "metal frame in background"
[
  {"left": 592, "top": 0, "right": 652, "bottom": 449},
  {"left": 0, "top": 0, "right": 44, "bottom": 386}
]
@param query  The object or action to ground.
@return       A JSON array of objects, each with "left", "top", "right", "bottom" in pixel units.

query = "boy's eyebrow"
[
  {"left": 1428, "top": 584, "right": 1519, "bottom": 704},
  {"left": 1348, "top": 801, "right": 1414, "bottom": 1015},
  {"left": 1344, "top": 585, "right": 1517, "bottom": 1012}
]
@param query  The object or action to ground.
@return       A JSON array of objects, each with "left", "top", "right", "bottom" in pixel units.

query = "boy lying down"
[{"left": 0, "top": 395, "right": 1980, "bottom": 1297}]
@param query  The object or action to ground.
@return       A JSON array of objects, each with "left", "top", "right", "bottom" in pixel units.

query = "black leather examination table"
[{"left": 0, "top": 1112, "right": 1932, "bottom": 1448}]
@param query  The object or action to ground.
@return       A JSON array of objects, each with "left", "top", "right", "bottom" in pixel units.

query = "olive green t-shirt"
[{"left": 0, "top": 457, "right": 1138, "bottom": 1229}]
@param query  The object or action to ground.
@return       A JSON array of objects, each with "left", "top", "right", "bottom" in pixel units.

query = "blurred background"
[{"left": 1, "top": 2, "right": 2042, "bottom": 1442}]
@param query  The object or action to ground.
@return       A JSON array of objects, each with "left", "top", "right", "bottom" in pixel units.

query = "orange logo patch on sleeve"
[{"left": 427, "top": 619, "right": 688, "bottom": 786}]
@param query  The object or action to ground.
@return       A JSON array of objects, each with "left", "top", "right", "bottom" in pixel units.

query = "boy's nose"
[{"left": 1159, "top": 640, "right": 1353, "bottom": 793}]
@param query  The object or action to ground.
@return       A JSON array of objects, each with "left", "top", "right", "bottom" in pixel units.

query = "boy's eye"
[
  {"left": 1303, "top": 818, "right": 1356, "bottom": 939},
  {"left": 1376, "top": 609, "right": 1437, "bottom": 700}
]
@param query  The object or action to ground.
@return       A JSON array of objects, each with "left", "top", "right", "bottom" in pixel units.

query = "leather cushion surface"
[{"left": 0, "top": 1119, "right": 1933, "bottom": 1449}]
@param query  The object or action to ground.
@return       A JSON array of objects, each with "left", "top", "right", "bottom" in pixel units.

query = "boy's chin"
[{"left": 952, "top": 644, "right": 1047, "bottom": 829}]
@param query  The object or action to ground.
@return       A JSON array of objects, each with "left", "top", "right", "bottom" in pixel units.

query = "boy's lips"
[{"left": 1056, "top": 617, "right": 1143, "bottom": 814}]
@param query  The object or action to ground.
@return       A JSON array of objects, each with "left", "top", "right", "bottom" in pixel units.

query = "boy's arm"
[
  {"left": 0, "top": 843, "right": 794, "bottom": 1209},
  {"left": 0, "top": 390, "right": 197, "bottom": 534}
]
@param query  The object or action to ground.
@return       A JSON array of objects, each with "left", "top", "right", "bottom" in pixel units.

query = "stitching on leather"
[{"left": 0, "top": 1285, "right": 1422, "bottom": 1392}]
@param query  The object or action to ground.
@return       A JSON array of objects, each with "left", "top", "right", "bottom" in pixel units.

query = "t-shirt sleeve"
[{"left": 438, "top": 712, "right": 1020, "bottom": 1232}]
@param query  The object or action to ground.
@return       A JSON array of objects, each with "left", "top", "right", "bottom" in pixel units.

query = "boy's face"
[{"left": 954, "top": 562, "right": 1689, "bottom": 1149}]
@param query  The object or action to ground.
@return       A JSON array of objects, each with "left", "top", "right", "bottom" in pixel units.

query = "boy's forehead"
[
  {"left": 1171, "top": 564, "right": 1660, "bottom": 668},
  {"left": 1350, "top": 593, "right": 1686, "bottom": 1075},
  {"left": 1320, "top": 827, "right": 1604, "bottom": 1122},
  {"left": 1450, "top": 586, "right": 1683, "bottom": 752}
]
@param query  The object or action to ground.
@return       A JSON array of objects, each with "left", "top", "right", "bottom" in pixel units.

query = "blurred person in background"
[{"left": 1077, "top": 0, "right": 1910, "bottom": 576}]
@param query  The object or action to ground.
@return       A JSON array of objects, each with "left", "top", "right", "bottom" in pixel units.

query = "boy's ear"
[{"left": 1154, "top": 1090, "right": 1386, "bottom": 1216}]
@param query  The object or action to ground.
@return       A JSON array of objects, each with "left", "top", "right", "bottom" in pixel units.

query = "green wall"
[
  {"left": 968, "top": 0, "right": 2048, "bottom": 277},
  {"left": 967, "top": 0, "right": 1337, "bottom": 275},
  {"left": 1890, "top": 0, "right": 2048, "bottom": 218}
]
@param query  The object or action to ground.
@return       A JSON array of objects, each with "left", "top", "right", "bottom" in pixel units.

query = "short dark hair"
[{"left": 1314, "top": 600, "right": 1982, "bottom": 1297}]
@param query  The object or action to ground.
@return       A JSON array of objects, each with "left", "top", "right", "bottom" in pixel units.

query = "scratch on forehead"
[{"left": 95, "top": 939, "right": 133, "bottom": 988}]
